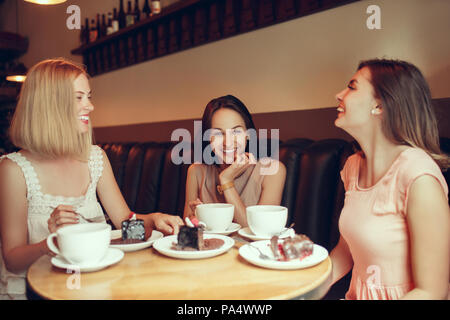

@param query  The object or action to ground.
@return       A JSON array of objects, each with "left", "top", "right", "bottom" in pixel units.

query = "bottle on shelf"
[
  {"left": 96, "top": 14, "right": 101, "bottom": 39},
  {"left": 89, "top": 19, "right": 98, "bottom": 43},
  {"left": 112, "top": 8, "right": 119, "bottom": 32},
  {"left": 81, "top": 18, "right": 89, "bottom": 44},
  {"left": 151, "top": 0, "right": 161, "bottom": 15},
  {"left": 142, "top": 0, "right": 151, "bottom": 18},
  {"left": 101, "top": 14, "right": 107, "bottom": 37},
  {"left": 106, "top": 12, "right": 114, "bottom": 35},
  {"left": 134, "top": 0, "right": 141, "bottom": 22},
  {"left": 126, "top": 1, "right": 135, "bottom": 27},
  {"left": 118, "top": 0, "right": 126, "bottom": 29}
]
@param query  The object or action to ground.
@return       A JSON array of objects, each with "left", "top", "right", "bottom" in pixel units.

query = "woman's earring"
[{"left": 371, "top": 106, "right": 381, "bottom": 115}]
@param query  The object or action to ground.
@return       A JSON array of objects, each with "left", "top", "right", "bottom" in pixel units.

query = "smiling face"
[
  {"left": 334, "top": 67, "right": 380, "bottom": 136},
  {"left": 209, "top": 108, "right": 248, "bottom": 164},
  {"left": 73, "top": 73, "right": 93, "bottom": 133}
]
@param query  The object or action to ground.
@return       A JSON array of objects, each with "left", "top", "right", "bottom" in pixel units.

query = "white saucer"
[
  {"left": 237, "top": 227, "right": 294, "bottom": 241},
  {"left": 109, "top": 230, "right": 164, "bottom": 252},
  {"left": 203, "top": 223, "right": 241, "bottom": 235},
  {"left": 239, "top": 241, "right": 328, "bottom": 270},
  {"left": 51, "top": 248, "right": 124, "bottom": 273},
  {"left": 153, "top": 234, "right": 234, "bottom": 259}
]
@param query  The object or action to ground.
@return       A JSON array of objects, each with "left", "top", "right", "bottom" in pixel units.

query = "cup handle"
[{"left": 46, "top": 233, "right": 60, "bottom": 256}]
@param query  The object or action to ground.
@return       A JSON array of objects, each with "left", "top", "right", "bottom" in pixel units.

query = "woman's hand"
[
  {"left": 47, "top": 205, "right": 79, "bottom": 233},
  {"left": 188, "top": 198, "right": 203, "bottom": 218},
  {"left": 147, "top": 212, "right": 184, "bottom": 236},
  {"left": 219, "top": 152, "right": 256, "bottom": 184}
]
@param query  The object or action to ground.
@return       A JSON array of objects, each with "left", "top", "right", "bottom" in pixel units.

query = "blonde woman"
[
  {"left": 329, "top": 59, "right": 449, "bottom": 299},
  {"left": 0, "top": 58, "right": 183, "bottom": 299}
]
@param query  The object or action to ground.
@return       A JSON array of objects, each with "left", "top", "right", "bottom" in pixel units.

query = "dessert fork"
[{"left": 248, "top": 243, "right": 272, "bottom": 260}]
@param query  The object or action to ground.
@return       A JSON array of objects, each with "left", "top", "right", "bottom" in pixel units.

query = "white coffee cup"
[
  {"left": 246, "top": 205, "right": 288, "bottom": 237},
  {"left": 195, "top": 203, "right": 234, "bottom": 232},
  {"left": 46, "top": 223, "right": 111, "bottom": 266}
]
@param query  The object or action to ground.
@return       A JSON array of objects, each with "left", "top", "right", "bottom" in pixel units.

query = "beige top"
[{"left": 194, "top": 158, "right": 278, "bottom": 206}]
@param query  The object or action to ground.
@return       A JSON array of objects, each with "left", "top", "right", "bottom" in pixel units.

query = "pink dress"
[{"left": 339, "top": 148, "right": 448, "bottom": 300}]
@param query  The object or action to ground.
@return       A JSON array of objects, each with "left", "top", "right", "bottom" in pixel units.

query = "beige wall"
[{"left": 2, "top": 0, "right": 450, "bottom": 128}]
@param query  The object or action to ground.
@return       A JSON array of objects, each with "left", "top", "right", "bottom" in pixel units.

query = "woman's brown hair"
[{"left": 358, "top": 59, "right": 449, "bottom": 170}]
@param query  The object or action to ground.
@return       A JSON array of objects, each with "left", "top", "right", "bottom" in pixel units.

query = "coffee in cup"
[
  {"left": 46, "top": 223, "right": 111, "bottom": 266},
  {"left": 195, "top": 203, "right": 234, "bottom": 232},
  {"left": 246, "top": 205, "right": 288, "bottom": 237}
]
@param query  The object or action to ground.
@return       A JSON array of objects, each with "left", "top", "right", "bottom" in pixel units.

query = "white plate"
[
  {"left": 239, "top": 240, "right": 328, "bottom": 270},
  {"left": 109, "top": 230, "right": 164, "bottom": 252},
  {"left": 51, "top": 248, "right": 124, "bottom": 273},
  {"left": 153, "top": 234, "right": 234, "bottom": 259},
  {"left": 203, "top": 223, "right": 241, "bottom": 235},
  {"left": 237, "top": 227, "right": 294, "bottom": 241}
]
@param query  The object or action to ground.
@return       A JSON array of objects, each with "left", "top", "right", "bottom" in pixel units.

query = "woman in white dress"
[{"left": 0, "top": 58, "right": 184, "bottom": 299}]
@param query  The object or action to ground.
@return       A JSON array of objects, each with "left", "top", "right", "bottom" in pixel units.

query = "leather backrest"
[{"left": 291, "top": 139, "right": 352, "bottom": 249}]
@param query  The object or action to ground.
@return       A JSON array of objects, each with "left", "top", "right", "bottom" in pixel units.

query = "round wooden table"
[{"left": 27, "top": 236, "right": 332, "bottom": 300}]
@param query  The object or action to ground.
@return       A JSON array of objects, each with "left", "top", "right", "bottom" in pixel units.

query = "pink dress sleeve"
[
  {"left": 397, "top": 149, "right": 449, "bottom": 215},
  {"left": 340, "top": 153, "right": 360, "bottom": 192}
]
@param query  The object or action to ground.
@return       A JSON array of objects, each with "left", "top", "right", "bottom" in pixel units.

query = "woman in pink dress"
[{"left": 329, "top": 59, "right": 449, "bottom": 299}]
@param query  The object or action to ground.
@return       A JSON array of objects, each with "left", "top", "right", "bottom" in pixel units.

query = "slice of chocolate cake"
[
  {"left": 176, "top": 225, "right": 204, "bottom": 250},
  {"left": 121, "top": 219, "right": 146, "bottom": 241}
]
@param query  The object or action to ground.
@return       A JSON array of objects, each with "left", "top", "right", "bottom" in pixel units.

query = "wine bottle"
[
  {"left": 106, "top": 12, "right": 114, "bottom": 35},
  {"left": 151, "top": 0, "right": 161, "bottom": 15},
  {"left": 126, "top": 1, "right": 135, "bottom": 27},
  {"left": 134, "top": 0, "right": 141, "bottom": 22},
  {"left": 101, "top": 14, "right": 107, "bottom": 37},
  {"left": 142, "top": 0, "right": 151, "bottom": 18},
  {"left": 112, "top": 8, "right": 119, "bottom": 32},
  {"left": 83, "top": 18, "right": 89, "bottom": 44},
  {"left": 89, "top": 19, "right": 98, "bottom": 42},
  {"left": 96, "top": 14, "right": 101, "bottom": 38},
  {"left": 118, "top": 0, "right": 126, "bottom": 29}
]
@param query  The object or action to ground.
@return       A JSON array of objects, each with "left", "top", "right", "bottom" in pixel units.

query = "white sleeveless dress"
[{"left": 0, "top": 145, "right": 106, "bottom": 300}]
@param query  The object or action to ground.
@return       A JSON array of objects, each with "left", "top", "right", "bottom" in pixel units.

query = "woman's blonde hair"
[{"left": 9, "top": 58, "right": 93, "bottom": 161}]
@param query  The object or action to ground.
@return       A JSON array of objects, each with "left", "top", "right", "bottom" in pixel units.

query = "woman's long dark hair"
[{"left": 358, "top": 59, "right": 449, "bottom": 169}]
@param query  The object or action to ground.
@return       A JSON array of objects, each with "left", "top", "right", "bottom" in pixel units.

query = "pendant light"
[{"left": 24, "top": 0, "right": 67, "bottom": 4}]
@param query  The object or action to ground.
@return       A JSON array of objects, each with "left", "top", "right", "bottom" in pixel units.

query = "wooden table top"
[{"left": 27, "top": 236, "right": 332, "bottom": 300}]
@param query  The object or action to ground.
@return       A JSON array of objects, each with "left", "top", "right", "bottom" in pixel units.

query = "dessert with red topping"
[{"left": 270, "top": 234, "right": 313, "bottom": 261}]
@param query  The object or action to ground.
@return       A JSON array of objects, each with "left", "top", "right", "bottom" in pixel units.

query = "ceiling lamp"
[
  {"left": 24, "top": 0, "right": 67, "bottom": 4},
  {"left": 6, "top": 62, "right": 27, "bottom": 83}
]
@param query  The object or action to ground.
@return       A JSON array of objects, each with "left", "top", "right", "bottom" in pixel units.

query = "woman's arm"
[
  {"left": 329, "top": 235, "right": 354, "bottom": 287},
  {"left": 401, "top": 175, "right": 449, "bottom": 300},
  {"left": 183, "top": 164, "right": 201, "bottom": 220},
  {"left": 0, "top": 159, "right": 50, "bottom": 273},
  {"left": 258, "top": 159, "right": 286, "bottom": 206},
  {"left": 96, "top": 149, "right": 183, "bottom": 235}
]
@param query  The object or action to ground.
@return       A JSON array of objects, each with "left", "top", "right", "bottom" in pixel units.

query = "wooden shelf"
[{"left": 71, "top": 0, "right": 360, "bottom": 77}]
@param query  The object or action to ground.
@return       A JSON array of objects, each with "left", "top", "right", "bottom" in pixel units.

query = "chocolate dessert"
[
  {"left": 121, "top": 218, "right": 146, "bottom": 241},
  {"left": 172, "top": 225, "right": 224, "bottom": 251},
  {"left": 270, "top": 234, "right": 313, "bottom": 261}
]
